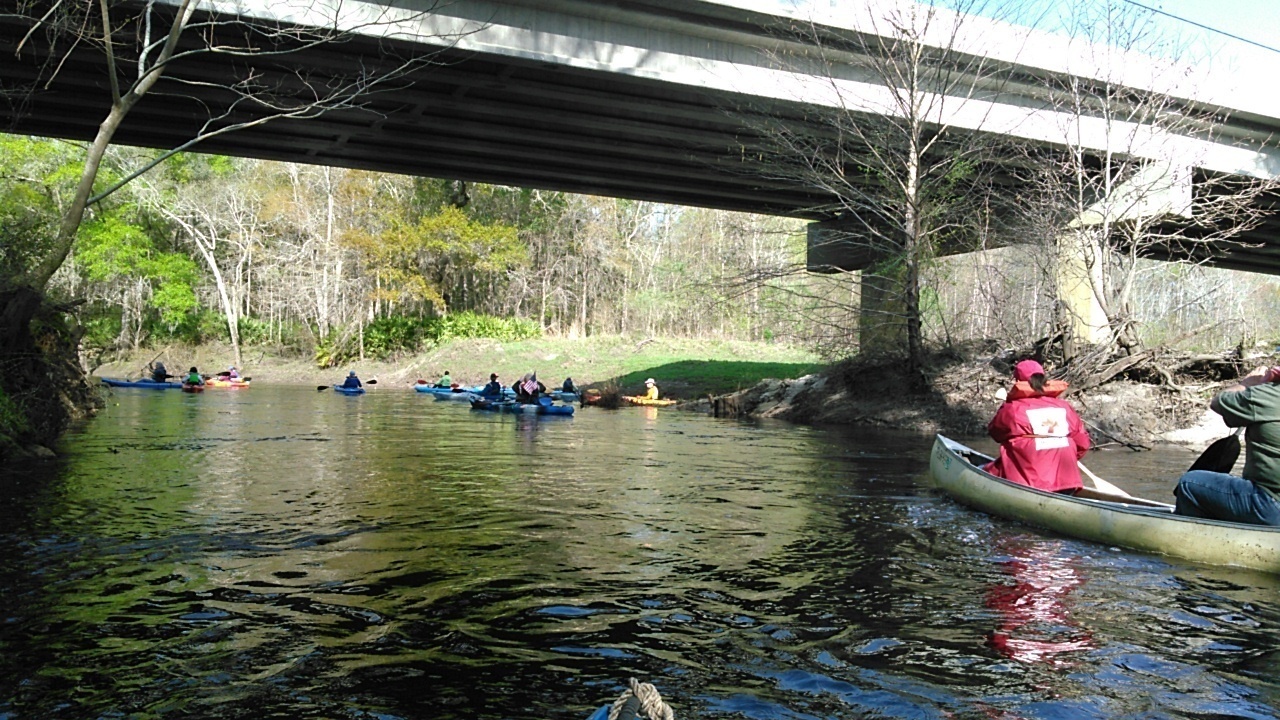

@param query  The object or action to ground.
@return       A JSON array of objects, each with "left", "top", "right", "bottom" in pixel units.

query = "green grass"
[{"left": 94, "top": 335, "right": 825, "bottom": 398}]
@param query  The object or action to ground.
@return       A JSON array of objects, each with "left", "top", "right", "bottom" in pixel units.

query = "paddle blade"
[
  {"left": 317, "top": 385, "right": 329, "bottom": 391},
  {"left": 1189, "top": 432, "right": 1242, "bottom": 473},
  {"left": 367, "top": 379, "right": 378, "bottom": 385}
]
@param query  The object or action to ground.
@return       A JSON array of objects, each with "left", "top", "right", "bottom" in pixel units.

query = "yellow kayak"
[
  {"left": 205, "top": 377, "right": 251, "bottom": 389},
  {"left": 623, "top": 396, "right": 677, "bottom": 407}
]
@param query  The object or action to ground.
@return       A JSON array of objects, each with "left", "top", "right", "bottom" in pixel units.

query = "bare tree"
[
  {"left": 3, "top": 0, "right": 467, "bottom": 298},
  {"left": 1019, "top": 0, "right": 1279, "bottom": 377},
  {"left": 742, "top": 0, "right": 1026, "bottom": 388}
]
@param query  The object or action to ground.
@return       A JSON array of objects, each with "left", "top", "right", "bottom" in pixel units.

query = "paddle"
[
  {"left": 1077, "top": 461, "right": 1132, "bottom": 497},
  {"left": 1188, "top": 428, "right": 1243, "bottom": 473},
  {"left": 317, "top": 385, "right": 329, "bottom": 391}
]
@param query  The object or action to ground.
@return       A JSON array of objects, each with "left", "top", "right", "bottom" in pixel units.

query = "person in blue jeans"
[{"left": 1175, "top": 365, "right": 1280, "bottom": 526}]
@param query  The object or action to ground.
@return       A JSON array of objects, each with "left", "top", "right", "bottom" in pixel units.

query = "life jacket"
[{"left": 1005, "top": 379, "right": 1069, "bottom": 401}]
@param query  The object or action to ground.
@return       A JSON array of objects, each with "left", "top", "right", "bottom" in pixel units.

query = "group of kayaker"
[
  {"left": 148, "top": 361, "right": 242, "bottom": 387},
  {"left": 984, "top": 358, "right": 1280, "bottom": 527}
]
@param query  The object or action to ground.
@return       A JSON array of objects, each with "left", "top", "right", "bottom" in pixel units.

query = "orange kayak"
[{"left": 205, "top": 377, "right": 251, "bottom": 389}]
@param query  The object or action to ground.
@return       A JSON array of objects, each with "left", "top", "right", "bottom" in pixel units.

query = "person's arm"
[
  {"left": 987, "top": 403, "right": 1017, "bottom": 444},
  {"left": 1210, "top": 366, "right": 1274, "bottom": 420},
  {"left": 1068, "top": 408, "right": 1091, "bottom": 460}
]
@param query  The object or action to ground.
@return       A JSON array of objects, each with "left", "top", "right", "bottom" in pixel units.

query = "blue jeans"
[{"left": 1174, "top": 470, "right": 1280, "bottom": 526}]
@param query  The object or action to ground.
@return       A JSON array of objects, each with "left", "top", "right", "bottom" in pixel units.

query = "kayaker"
[
  {"left": 149, "top": 361, "right": 168, "bottom": 383},
  {"left": 983, "top": 360, "right": 1090, "bottom": 494},
  {"left": 481, "top": 373, "right": 504, "bottom": 398},
  {"left": 562, "top": 377, "right": 576, "bottom": 393},
  {"left": 184, "top": 366, "right": 204, "bottom": 386},
  {"left": 514, "top": 373, "right": 545, "bottom": 402},
  {"left": 1174, "top": 365, "right": 1280, "bottom": 526},
  {"left": 341, "top": 371, "right": 363, "bottom": 390},
  {"left": 644, "top": 378, "right": 660, "bottom": 401},
  {"left": 227, "top": 366, "right": 240, "bottom": 379},
  {"left": 438, "top": 371, "right": 453, "bottom": 388}
]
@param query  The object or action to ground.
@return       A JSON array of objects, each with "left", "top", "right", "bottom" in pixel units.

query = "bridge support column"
[
  {"left": 1056, "top": 230, "right": 1110, "bottom": 353},
  {"left": 807, "top": 220, "right": 908, "bottom": 355},
  {"left": 1059, "top": 160, "right": 1194, "bottom": 355}
]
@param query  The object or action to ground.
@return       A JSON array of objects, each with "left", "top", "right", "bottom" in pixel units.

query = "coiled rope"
[{"left": 607, "top": 678, "right": 674, "bottom": 720}]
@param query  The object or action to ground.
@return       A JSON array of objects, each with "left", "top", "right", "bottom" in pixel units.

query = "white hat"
[{"left": 645, "top": 378, "right": 655, "bottom": 385}]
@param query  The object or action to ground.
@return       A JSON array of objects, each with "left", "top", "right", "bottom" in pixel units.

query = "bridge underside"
[
  {"left": 0, "top": 3, "right": 835, "bottom": 219},
  {"left": 2, "top": 3, "right": 1278, "bottom": 275},
  {"left": 808, "top": 173, "right": 1280, "bottom": 276}
]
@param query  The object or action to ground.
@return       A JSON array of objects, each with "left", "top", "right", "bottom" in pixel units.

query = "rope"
[{"left": 607, "top": 678, "right": 674, "bottom": 720}]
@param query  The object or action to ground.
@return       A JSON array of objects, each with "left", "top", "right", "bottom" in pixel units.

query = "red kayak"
[{"left": 181, "top": 383, "right": 205, "bottom": 393}]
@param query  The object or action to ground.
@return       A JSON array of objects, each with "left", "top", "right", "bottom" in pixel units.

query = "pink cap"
[{"left": 1013, "top": 359, "right": 1045, "bottom": 381}]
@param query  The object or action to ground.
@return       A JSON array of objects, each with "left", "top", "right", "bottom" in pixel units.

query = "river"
[{"left": 1, "top": 385, "right": 1278, "bottom": 719}]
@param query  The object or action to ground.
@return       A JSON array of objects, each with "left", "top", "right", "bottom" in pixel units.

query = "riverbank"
[{"left": 696, "top": 346, "right": 1239, "bottom": 452}]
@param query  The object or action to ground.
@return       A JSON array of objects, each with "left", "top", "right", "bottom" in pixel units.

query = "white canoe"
[{"left": 930, "top": 434, "right": 1280, "bottom": 573}]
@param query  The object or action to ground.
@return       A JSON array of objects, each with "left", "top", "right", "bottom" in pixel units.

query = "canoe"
[
  {"left": 333, "top": 386, "right": 366, "bottom": 395},
  {"left": 623, "top": 396, "right": 677, "bottom": 407},
  {"left": 181, "top": 383, "right": 204, "bottom": 393},
  {"left": 100, "top": 378, "right": 181, "bottom": 389},
  {"left": 204, "top": 377, "right": 250, "bottom": 389},
  {"left": 930, "top": 434, "right": 1280, "bottom": 573}
]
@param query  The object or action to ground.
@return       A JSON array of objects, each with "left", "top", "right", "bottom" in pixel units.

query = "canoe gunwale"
[{"left": 930, "top": 434, "right": 1280, "bottom": 573}]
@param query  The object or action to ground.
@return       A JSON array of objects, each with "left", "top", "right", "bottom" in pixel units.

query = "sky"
[
  {"left": 761, "top": 0, "right": 1280, "bottom": 114},
  {"left": 1088, "top": 0, "right": 1280, "bottom": 79}
]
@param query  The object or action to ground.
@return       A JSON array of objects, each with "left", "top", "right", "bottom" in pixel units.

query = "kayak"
[
  {"left": 415, "top": 383, "right": 476, "bottom": 395},
  {"left": 623, "top": 396, "right": 677, "bottom": 407},
  {"left": 470, "top": 398, "right": 574, "bottom": 415},
  {"left": 100, "top": 377, "right": 181, "bottom": 389},
  {"left": 181, "top": 383, "right": 204, "bottom": 393},
  {"left": 333, "top": 386, "right": 366, "bottom": 395},
  {"left": 525, "top": 402, "right": 574, "bottom": 416},
  {"left": 930, "top": 434, "right": 1280, "bottom": 573},
  {"left": 204, "top": 377, "right": 250, "bottom": 389},
  {"left": 470, "top": 398, "right": 515, "bottom": 412},
  {"left": 551, "top": 390, "right": 579, "bottom": 402},
  {"left": 433, "top": 391, "right": 477, "bottom": 402}
]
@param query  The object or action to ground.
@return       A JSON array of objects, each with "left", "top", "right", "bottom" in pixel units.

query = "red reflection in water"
[{"left": 986, "top": 540, "right": 1094, "bottom": 666}]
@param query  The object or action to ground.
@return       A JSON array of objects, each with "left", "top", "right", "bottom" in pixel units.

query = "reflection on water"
[
  {"left": 986, "top": 539, "right": 1093, "bottom": 666},
  {"left": 0, "top": 387, "right": 1278, "bottom": 719}
]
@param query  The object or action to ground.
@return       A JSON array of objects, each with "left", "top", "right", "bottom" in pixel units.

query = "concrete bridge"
[{"left": 3, "top": 0, "right": 1279, "bottom": 335}]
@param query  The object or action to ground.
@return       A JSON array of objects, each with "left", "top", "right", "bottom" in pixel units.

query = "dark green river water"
[{"left": 1, "top": 384, "right": 1278, "bottom": 719}]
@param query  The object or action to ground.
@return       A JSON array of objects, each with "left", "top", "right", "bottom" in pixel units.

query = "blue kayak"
[
  {"left": 507, "top": 400, "right": 575, "bottom": 416},
  {"left": 470, "top": 398, "right": 514, "bottom": 412},
  {"left": 101, "top": 377, "right": 181, "bottom": 389},
  {"left": 415, "top": 384, "right": 468, "bottom": 395},
  {"left": 333, "top": 386, "right": 366, "bottom": 395}
]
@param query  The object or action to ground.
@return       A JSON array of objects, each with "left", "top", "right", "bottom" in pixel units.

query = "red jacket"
[{"left": 984, "top": 380, "right": 1090, "bottom": 492}]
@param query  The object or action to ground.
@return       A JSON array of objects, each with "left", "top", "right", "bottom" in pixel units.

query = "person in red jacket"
[{"left": 984, "top": 359, "right": 1091, "bottom": 493}]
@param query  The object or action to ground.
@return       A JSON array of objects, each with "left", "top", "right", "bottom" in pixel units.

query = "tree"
[
  {"left": 743, "top": 0, "right": 1023, "bottom": 386},
  {"left": 1019, "top": 0, "right": 1279, "bottom": 378},
  {"left": 3, "top": 0, "right": 464, "bottom": 296}
]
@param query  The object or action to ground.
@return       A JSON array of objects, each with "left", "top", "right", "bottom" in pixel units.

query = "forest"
[{"left": 5, "top": 133, "right": 1278, "bottom": 373}]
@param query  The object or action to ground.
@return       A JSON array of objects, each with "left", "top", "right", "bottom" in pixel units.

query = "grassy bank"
[{"left": 92, "top": 336, "right": 824, "bottom": 399}]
